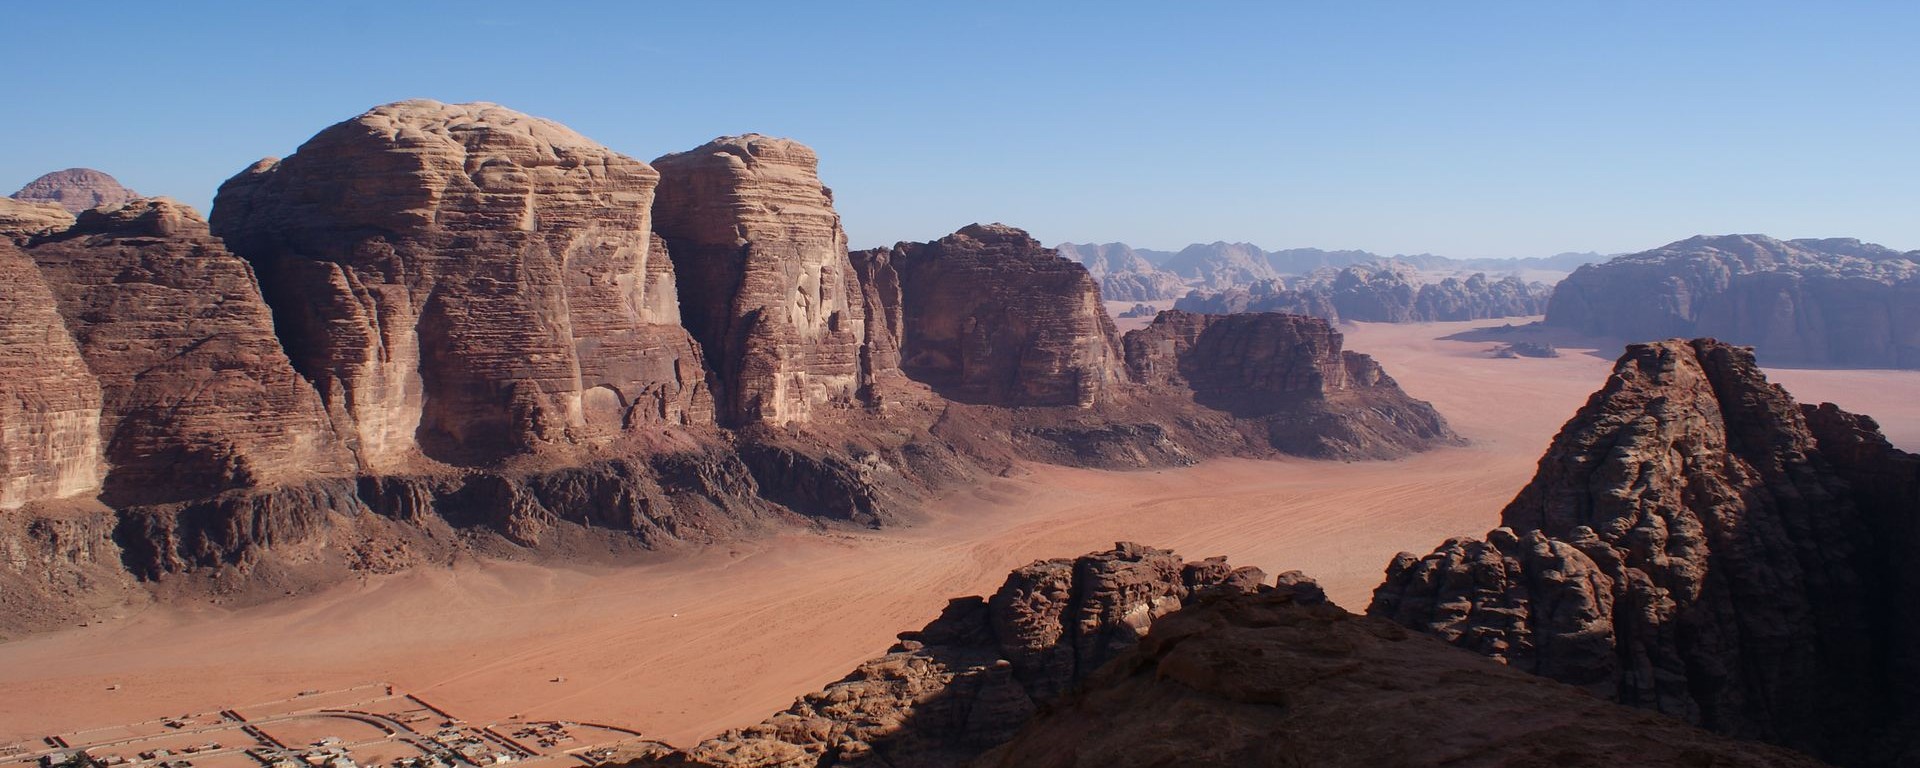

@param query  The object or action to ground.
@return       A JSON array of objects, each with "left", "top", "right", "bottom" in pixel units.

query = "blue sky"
[{"left": 5, "top": 2, "right": 1916, "bottom": 256}]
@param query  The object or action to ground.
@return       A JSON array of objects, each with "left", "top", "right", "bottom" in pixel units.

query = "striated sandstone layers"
[
  {"left": 0, "top": 198, "right": 77, "bottom": 245},
  {"left": 652, "top": 135, "right": 868, "bottom": 427},
  {"left": 213, "top": 100, "right": 711, "bottom": 468},
  {"left": 617, "top": 543, "right": 1274, "bottom": 768},
  {"left": 10, "top": 168, "right": 141, "bottom": 214},
  {"left": 0, "top": 243, "right": 104, "bottom": 509},
  {"left": 1370, "top": 338, "right": 1920, "bottom": 766},
  {"left": 1122, "top": 310, "right": 1456, "bottom": 458},
  {"left": 26, "top": 199, "right": 355, "bottom": 506},
  {"left": 979, "top": 587, "right": 1822, "bottom": 768},
  {"left": 1547, "top": 234, "right": 1920, "bottom": 367},
  {"left": 881, "top": 224, "right": 1123, "bottom": 408}
]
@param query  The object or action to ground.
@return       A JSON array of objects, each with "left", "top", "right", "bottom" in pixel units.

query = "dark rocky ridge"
[
  {"left": 1176, "top": 263, "right": 1552, "bottom": 323},
  {"left": 1370, "top": 338, "right": 1920, "bottom": 767},
  {"left": 1547, "top": 234, "right": 1920, "bottom": 367}
]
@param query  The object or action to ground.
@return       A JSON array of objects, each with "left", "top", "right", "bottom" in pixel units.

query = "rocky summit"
[
  {"left": 0, "top": 100, "right": 1459, "bottom": 628},
  {"left": 1547, "top": 234, "right": 1920, "bottom": 367},
  {"left": 1370, "top": 338, "right": 1920, "bottom": 766},
  {"left": 10, "top": 168, "right": 142, "bottom": 214}
]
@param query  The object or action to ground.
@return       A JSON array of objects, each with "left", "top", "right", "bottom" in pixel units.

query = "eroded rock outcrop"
[
  {"left": 1054, "top": 242, "right": 1187, "bottom": 301},
  {"left": 1370, "top": 338, "right": 1920, "bottom": 766},
  {"left": 11, "top": 168, "right": 141, "bottom": 214},
  {"left": 618, "top": 543, "right": 1272, "bottom": 768},
  {"left": 0, "top": 243, "right": 103, "bottom": 509},
  {"left": 980, "top": 588, "right": 1823, "bottom": 768},
  {"left": 213, "top": 100, "right": 712, "bottom": 468},
  {"left": 0, "top": 198, "right": 76, "bottom": 245},
  {"left": 1122, "top": 310, "right": 1457, "bottom": 458},
  {"left": 1547, "top": 234, "right": 1920, "bottom": 367},
  {"left": 882, "top": 224, "right": 1122, "bottom": 408},
  {"left": 1175, "top": 264, "right": 1551, "bottom": 323},
  {"left": 26, "top": 199, "right": 354, "bottom": 506},
  {"left": 652, "top": 135, "right": 868, "bottom": 427}
]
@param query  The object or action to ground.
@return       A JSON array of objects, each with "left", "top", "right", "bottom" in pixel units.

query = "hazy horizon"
[{"left": 6, "top": 2, "right": 1917, "bottom": 258}]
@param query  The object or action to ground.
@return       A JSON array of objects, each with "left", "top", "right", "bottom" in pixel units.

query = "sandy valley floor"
[{"left": 1, "top": 318, "right": 1913, "bottom": 745}]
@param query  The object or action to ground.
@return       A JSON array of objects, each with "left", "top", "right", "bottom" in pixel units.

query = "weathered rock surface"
[
  {"left": 979, "top": 588, "right": 1824, "bottom": 768},
  {"left": 1546, "top": 234, "right": 1920, "bottom": 367},
  {"left": 1053, "top": 242, "right": 1187, "bottom": 301},
  {"left": 881, "top": 224, "right": 1123, "bottom": 408},
  {"left": 1176, "top": 264, "right": 1551, "bottom": 323},
  {"left": 10, "top": 168, "right": 141, "bottom": 214},
  {"left": 213, "top": 100, "right": 712, "bottom": 468},
  {"left": 0, "top": 198, "right": 76, "bottom": 244},
  {"left": 652, "top": 134, "right": 868, "bottom": 427},
  {"left": 26, "top": 199, "right": 354, "bottom": 506},
  {"left": 1122, "top": 310, "right": 1457, "bottom": 458},
  {"left": 0, "top": 242, "right": 104, "bottom": 509},
  {"left": 1370, "top": 338, "right": 1920, "bottom": 766},
  {"left": 616, "top": 543, "right": 1271, "bottom": 768}
]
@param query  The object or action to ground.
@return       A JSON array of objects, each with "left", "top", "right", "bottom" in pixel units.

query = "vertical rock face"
[
  {"left": 1369, "top": 338, "right": 1920, "bottom": 766},
  {"left": 1122, "top": 310, "right": 1457, "bottom": 458},
  {"left": 619, "top": 543, "right": 1271, "bottom": 768},
  {"left": 651, "top": 135, "right": 868, "bottom": 427},
  {"left": 10, "top": 168, "right": 141, "bottom": 214},
  {"left": 1546, "top": 235, "right": 1920, "bottom": 367},
  {"left": 0, "top": 243, "right": 104, "bottom": 509},
  {"left": 212, "top": 100, "right": 711, "bottom": 468},
  {"left": 886, "top": 224, "right": 1123, "bottom": 408},
  {"left": 25, "top": 199, "right": 353, "bottom": 505}
]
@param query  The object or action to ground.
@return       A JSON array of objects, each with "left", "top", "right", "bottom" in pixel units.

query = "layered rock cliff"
[
  {"left": 1370, "top": 338, "right": 1920, "bottom": 766},
  {"left": 652, "top": 135, "right": 868, "bottom": 427},
  {"left": 1546, "top": 234, "right": 1920, "bottom": 367},
  {"left": 0, "top": 243, "right": 103, "bottom": 509},
  {"left": 1053, "top": 242, "right": 1187, "bottom": 301},
  {"left": 881, "top": 224, "right": 1123, "bottom": 408},
  {"left": 0, "top": 198, "right": 76, "bottom": 245},
  {"left": 10, "top": 168, "right": 141, "bottom": 214},
  {"left": 1122, "top": 310, "right": 1457, "bottom": 458},
  {"left": 616, "top": 543, "right": 1275, "bottom": 768}
]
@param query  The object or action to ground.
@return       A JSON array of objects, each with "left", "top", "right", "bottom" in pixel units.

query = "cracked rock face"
[
  {"left": 10, "top": 168, "right": 141, "bottom": 214},
  {"left": 883, "top": 224, "right": 1123, "bottom": 408},
  {"left": 25, "top": 198, "right": 354, "bottom": 506},
  {"left": 1370, "top": 338, "right": 1920, "bottom": 766},
  {"left": 0, "top": 241, "right": 103, "bottom": 509},
  {"left": 652, "top": 134, "right": 869, "bottom": 427},
  {"left": 212, "top": 100, "right": 712, "bottom": 469}
]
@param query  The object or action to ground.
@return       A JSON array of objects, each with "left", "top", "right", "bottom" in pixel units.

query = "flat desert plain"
[{"left": 1, "top": 317, "right": 1913, "bottom": 745}]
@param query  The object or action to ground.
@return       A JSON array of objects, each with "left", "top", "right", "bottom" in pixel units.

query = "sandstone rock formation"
[
  {"left": 1053, "top": 242, "right": 1187, "bottom": 301},
  {"left": 213, "top": 100, "right": 712, "bottom": 468},
  {"left": 0, "top": 198, "right": 76, "bottom": 244},
  {"left": 26, "top": 198, "right": 354, "bottom": 506},
  {"left": 1161, "top": 241, "right": 1278, "bottom": 290},
  {"left": 0, "top": 242, "right": 103, "bottom": 509},
  {"left": 1370, "top": 338, "right": 1920, "bottom": 766},
  {"left": 617, "top": 543, "right": 1272, "bottom": 768},
  {"left": 881, "top": 224, "right": 1122, "bottom": 408},
  {"left": 980, "top": 587, "right": 1823, "bottom": 768},
  {"left": 1122, "top": 310, "right": 1456, "bottom": 458},
  {"left": 1176, "top": 264, "right": 1551, "bottom": 323},
  {"left": 1547, "top": 234, "right": 1920, "bottom": 367},
  {"left": 652, "top": 135, "right": 868, "bottom": 427},
  {"left": 10, "top": 168, "right": 141, "bottom": 214}
]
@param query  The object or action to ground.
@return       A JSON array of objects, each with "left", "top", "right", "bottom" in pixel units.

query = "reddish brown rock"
[
  {"left": 652, "top": 135, "right": 869, "bottom": 427},
  {"left": 621, "top": 543, "right": 1266, "bottom": 768},
  {"left": 0, "top": 242, "right": 104, "bottom": 509},
  {"left": 212, "top": 100, "right": 712, "bottom": 468},
  {"left": 1370, "top": 338, "right": 1920, "bottom": 766},
  {"left": 10, "top": 168, "right": 141, "bottom": 214},
  {"left": 1121, "top": 310, "right": 1457, "bottom": 458},
  {"left": 881, "top": 224, "right": 1123, "bottom": 408},
  {"left": 0, "top": 198, "right": 76, "bottom": 245},
  {"left": 25, "top": 198, "right": 354, "bottom": 505},
  {"left": 979, "top": 588, "right": 1823, "bottom": 768}
]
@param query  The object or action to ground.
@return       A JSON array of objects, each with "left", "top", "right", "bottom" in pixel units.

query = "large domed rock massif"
[
  {"left": 1547, "top": 234, "right": 1920, "bottom": 367},
  {"left": 1370, "top": 338, "right": 1920, "bottom": 766},
  {"left": 0, "top": 99, "right": 1456, "bottom": 628},
  {"left": 10, "top": 168, "right": 142, "bottom": 214}
]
